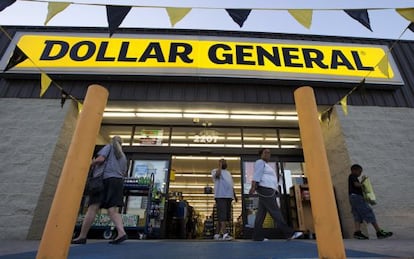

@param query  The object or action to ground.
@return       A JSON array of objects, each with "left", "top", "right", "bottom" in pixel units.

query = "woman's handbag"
[{"left": 87, "top": 164, "right": 104, "bottom": 194}]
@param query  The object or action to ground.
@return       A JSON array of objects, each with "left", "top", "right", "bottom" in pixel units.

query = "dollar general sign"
[{"left": 2, "top": 33, "right": 403, "bottom": 84}]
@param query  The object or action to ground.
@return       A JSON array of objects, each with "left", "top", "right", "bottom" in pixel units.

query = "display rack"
[
  {"left": 74, "top": 173, "right": 155, "bottom": 240},
  {"left": 289, "top": 184, "right": 314, "bottom": 237}
]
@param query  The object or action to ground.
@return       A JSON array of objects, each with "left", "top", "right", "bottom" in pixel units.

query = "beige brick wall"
[
  {"left": 322, "top": 105, "right": 414, "bottom": 239},
  {"left": 0, "top": 98, "right": 77, "bottom": 240}
]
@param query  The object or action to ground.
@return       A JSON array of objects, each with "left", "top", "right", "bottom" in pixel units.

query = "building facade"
[{"left": 0, "top": 26, "right": 413, "bottom": 240}]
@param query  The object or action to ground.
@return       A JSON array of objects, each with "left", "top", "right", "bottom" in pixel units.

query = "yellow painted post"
[
  {"left": 294, "top": 86, "right": 346, "bottom": 259},
  {"left": 36, "top": 85, "right": 108, "bottom": 259}
]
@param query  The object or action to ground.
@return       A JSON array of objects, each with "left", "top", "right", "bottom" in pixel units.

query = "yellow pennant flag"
[
  {"left": 166, "top": 7, "right": 192, "bottom": 27},
  {"left": 44, "top": 2, "right": 71, "bottom": 25},
  {"left": 288, "top": 9, "right": 313, "bottom": 29},
  {"left": 378, "top": 54, "right": 389, "bottom": 78},
  {"left": 340, "top": 95, "right": 348, "bottom": 116},
  {"left": 77, "top": 101, "right": 83, "bottom": 113},
  {"left": 396, "top": 8, "right": 414, "bottom": 22},
  {"left": 40, "top": 72, "right": 52, "bottom": 97}
]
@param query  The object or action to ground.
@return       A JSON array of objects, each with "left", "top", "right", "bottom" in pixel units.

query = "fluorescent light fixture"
[
  {"left": 275, "top": 116, "right": 298, "bottom": 121},
  {"left": 105, "top": 108, "right": 135, "bottom": 112},
  {"left": 206, "top": 156, "right": 240, "bottom": 160},
  {"left": 244, "top": 144, "right": 280, "bottom": 148},
  {"left": 280, "top": 137, "right": 301, "bottom": 142},
  {"left": 170, "top": 143, "right": 189, "bottom": 147},
  {"left": 103, "top": 112, "right": 135, "bottom": 117},
  {"left": 136, "top": 112, "right": 182, "bottom": 118},
  {"left": 109, "top": 134, "right": 132, "bottom": 139},
  {"left": 281, "top": 145, "right": 299, "bottom": 148},
  {"left": 225, "top": 144, "right": 243, "bottom": 148},
  {"left": 171, "top": 136, "right": 187, "bottom": 140},
  {"left": 184, "top": 109, "right": 228, "bottom": 114},
  {"left": 265, "top": 137, "right": 278, "bottom": 141},
  {"left": 231, "top": 110, "right": 274, "bottom": 115},
  {"left": 138, "top": 108, "right": 182, "bottom": 113},
  {"left": 183, "top": 113, "right": 229, "bottom": 119},
  {"left": 276, "top": 111, "right": 298, "bottom": 115},
  {"left": 230, "top": 114, "right": 275, "bottom": 120},
  {"left": 243, "top": 137, "right": 264, "bottom": 141}
]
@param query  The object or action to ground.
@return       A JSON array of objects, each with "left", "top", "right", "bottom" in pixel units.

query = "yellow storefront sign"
[{"left": 3, "top": 33, "right": 403, "bottom": 84}]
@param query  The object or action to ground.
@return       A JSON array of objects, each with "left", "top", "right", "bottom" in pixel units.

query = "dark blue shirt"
[{"left": 348, "top": 174, "right": 363, "bottom": 196}]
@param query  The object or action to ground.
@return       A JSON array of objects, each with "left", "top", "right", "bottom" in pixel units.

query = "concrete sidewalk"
[{"left": 0, "top": 238, "right": 413, "bottom": 259}]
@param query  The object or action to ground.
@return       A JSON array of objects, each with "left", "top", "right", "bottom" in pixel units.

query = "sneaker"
[
  {"left": 213, "top": 234, "right": 222, "bottom": 240},
  {"left": 377, "top": 230, "right": 393, "bottom": 239},
  {"left": 262, "top": 238, "right": 269, "bottom": 242},
  {"left": 354, "top": 231, "right": 369, "bottom": 240},
  {"left": 222, "top": 233, "right": 233, "bottom": 241},
  {"left": 288, "top": 231, "right": 303, "bottom": 240}
]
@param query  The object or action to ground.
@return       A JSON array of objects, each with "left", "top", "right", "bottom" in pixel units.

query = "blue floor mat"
[{"left": 0, "top": 240, "right": 390, "bottom": 259}]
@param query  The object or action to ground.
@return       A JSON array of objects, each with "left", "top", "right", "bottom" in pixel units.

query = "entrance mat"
[{"left": 0, "top": 240, "right": 391, "bottom": 259}]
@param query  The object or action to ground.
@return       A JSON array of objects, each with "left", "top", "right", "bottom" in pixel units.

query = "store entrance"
[{"left": 166, "top": 155, "right": 242, "bottom": 239}]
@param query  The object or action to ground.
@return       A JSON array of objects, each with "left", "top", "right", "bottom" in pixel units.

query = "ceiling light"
[
  {"left": 275, "top": 116, "right": 298, "bottom": 121},
  {"left": 103, "top": 112, "right": 135, "bottom": 117},
  {"left": 138, "top": 108, "right": 182, "bottom": 113},
  {"left": 136, "top": 112, "right": 182, "bottom": 118},
  {"left": 243, "top": 137, "right": 264, "bottom": 141},
  {"left": 184, "top": 109, "right": 228, "bottom": 114},
  {"left": 230, "top": 115, "right": 275, "bottom": 120},
  {"left": 105, "top": 108, "right": 135, "bottom": 112},
  {"left": 281, "top": 145, "right": 299, "bottom": 148},
  {"left": 280, "top": 137, "right": 301, "bottom": 141},
  {"left": 183, "top": 113, "right": 229, "bottom": 119},
  {"left": 231, "top": 110, "right": 274, "bottom": 115},
  {"left": 276, "top": 111, "right": 298, "bottom": 116}
]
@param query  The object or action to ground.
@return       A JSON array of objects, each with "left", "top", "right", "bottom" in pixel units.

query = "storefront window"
[
  {"left": 133, "top": 127, "right": 171, "bottom": 146},
  {"left": 170, "top": 127, "right": 242, "bottom": 147},
  {"left": 282, "top": 162, "right": 306, "bottom": 194},
  {"left": 99, "top": 125, "right": 134, "bottom": 145},
  {"left": 279, "top": 129, "right": 302, "bottom": 149},
  {"left": 242, "top": 128, "right": 278, "bottom": 148}
]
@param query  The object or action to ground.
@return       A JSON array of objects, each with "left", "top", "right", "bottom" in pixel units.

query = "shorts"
[
  {"left": 215, "top": 198, "right": 232, "bottom": 222},
  {"left": 88, "top": 177, "right": 124, "bottom": 209},
  {"left": 349, "top": 194, "right": 376, "bottom": 224}
]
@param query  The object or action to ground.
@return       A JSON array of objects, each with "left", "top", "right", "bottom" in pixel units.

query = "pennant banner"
[
  {"left": 166, "top": 7, "right": 192, "bottom": 27},
  {"left": 409, "top": 22, "right": 414, "bottom": 32},
  {"left": 344, "top": 9, "right": 372, "bottom": 31},
  {"left": 45, "top": 2, "right": 71, "bottom": 25},
  {"left": 106, "top": 5, "right": 132, "bottom": 37},
  {"left": 40, "top": 72, "right": 52, "bottom": 97},
  {"left": 378, "top": 54, "right": 389, "bottom": 78},
  {"left": 4, "top": 46, "right": 28, "bottom": 72},
  {"left": 288, "top": 9, "right": 313, "bottom": 29},
  {"left": 396, "top": 8, "right": 414, "bottom": 22},
  {"left": 77, "top": 102, "right": 83, "bottom": 113},
  {"left": 60, "top": 90, "right": 69, "bottom": 108},
  {"left": 340, "top": 95, "right": 348, "bottom": 116},
  {"left": 225, "top": 9, "right": 252, "bottom": 27},
  {"left": 0, "top": 0, "right": 15, "bottom": 12}
]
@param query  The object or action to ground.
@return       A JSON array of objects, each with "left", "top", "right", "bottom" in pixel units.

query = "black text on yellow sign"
[{"left": 10, "top": 34, "right": 400, "bottom": 83}]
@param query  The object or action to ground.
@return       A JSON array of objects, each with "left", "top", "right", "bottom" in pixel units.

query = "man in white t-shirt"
[{"left": 211, "top": 159, "right": 237, "bottom": 241}]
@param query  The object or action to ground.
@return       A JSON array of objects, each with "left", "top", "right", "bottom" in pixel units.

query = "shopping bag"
[{"left": 361, "top": 176, "right": 376, "bottom": 205}]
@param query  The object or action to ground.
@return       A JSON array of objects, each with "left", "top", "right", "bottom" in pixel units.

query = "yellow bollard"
[
  {"left": 36, "top": 85, "right": 109, "bottom": 259},
  {"left": 294, "top": 86, "right": 346, "bottom": 259}
]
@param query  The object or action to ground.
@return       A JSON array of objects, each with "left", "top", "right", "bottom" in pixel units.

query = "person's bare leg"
[
  {"left": 73, "top": 203, "right": 99, "bottom": 240},
  {"left": 108, "top": 206, "right": 126, "bottom": 239}
]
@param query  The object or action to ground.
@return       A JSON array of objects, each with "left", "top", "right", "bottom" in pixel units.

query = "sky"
[{"left": 0, "top": 0, "right": 413, "bottom": 41}]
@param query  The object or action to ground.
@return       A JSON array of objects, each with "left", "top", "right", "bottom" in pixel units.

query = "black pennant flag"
[
  {"left": 61, "top": 90, "right": 69, "bottom": 108},
  {"left": 344, "top": 9, "right": 372, "bottom": 31},
  {"left": 106, "top": 5, "right": 132, "bottom": 37},
  {"left": 408, "top": 22, "right": 414, "bottom": 33},
  {"left": 4, "top": 46, "right": 28, "bottom": 72},
  {"left": 225, "top": 9, "right": 252, "bottom": 27},
  {"left": 0, "top": 0, "right": 16, "bottom": 12}
]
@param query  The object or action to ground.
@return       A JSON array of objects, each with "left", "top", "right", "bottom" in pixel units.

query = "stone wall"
[
  {"left": 321, "top": 105, "right": 414, "bottom": 239},
  {"left": 0, "top": 98, "right": 77, "bottom": 240}
]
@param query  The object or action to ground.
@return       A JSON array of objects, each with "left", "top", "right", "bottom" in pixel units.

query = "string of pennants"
[{"left": 1, "top": 0, "right": 414, "bottom": 117}]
